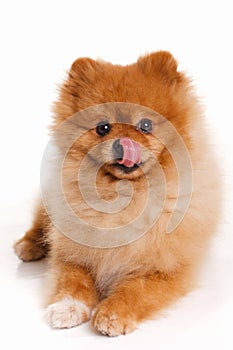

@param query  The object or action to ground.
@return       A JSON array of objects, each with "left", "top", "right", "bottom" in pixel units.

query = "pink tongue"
[{"left": 117, "top": 137, "right": 141, "bottom": 168}]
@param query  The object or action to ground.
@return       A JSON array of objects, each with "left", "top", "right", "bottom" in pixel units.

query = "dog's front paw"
[
  {"left": 91, "top": 298, "right": 137, "bottom": 337},
  {"left": 46, "top": 296, "right": 91, "bottom": 329}
]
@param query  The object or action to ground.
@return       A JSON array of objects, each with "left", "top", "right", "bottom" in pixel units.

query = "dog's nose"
[{"left": 112, "top": 139, "right": 123, "bottom": 160}]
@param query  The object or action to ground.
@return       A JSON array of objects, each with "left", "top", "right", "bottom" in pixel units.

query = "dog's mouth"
[
  {"left": 112, "top": 162, "right": 142, "bottom": 174},
  {"left": 111, "top": 137, "right": 141, "bottom": 174}
]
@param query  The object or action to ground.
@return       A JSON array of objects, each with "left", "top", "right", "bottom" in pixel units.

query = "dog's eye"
[
  {"left": 96, "top": 120, "right": 111, "bottom": 137},
  {"left": 137, "top": 118, "right": 153, "bottom": 134}
]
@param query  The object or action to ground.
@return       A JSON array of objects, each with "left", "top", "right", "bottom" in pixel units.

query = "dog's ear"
[
  {"left": 137, "top": 51, "right": 180, "bottom": 83},
  {"left": 69, "top": 57, "right": 100, "bottom": 85}
]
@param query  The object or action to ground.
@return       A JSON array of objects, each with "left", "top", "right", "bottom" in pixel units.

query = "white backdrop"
[{"left": 0, "top": 1, "right": 232, "bottom": 349}]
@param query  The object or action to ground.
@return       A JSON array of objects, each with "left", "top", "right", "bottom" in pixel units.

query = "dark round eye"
[
  {"left": 137, "top": 118, "right": 153, "bottom": 134},
  {"left": 96, "top": 120, "right": 111, "bottom": 137}
]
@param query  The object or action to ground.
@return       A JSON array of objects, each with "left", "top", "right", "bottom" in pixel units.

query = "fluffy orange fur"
[{"left": 14, "top": 51, "right": 221, "bottom": 336}]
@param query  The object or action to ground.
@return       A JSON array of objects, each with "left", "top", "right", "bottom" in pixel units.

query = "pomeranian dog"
[{"left": 14, "top": 51, "right": 221, "bottom": 336}]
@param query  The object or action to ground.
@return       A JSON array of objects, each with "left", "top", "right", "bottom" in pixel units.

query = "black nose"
[{"left": 112, "top": 139, "right": 123, "bottom": 160}]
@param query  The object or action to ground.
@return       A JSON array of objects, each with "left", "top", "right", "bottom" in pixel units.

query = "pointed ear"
[
  {"left": 69, "top": 57, "right": 100, "bottom": 83},
  {"left": 137, "top": 51, "right": 180, "bottom": 82}
]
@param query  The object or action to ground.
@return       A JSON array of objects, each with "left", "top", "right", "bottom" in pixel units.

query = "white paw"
[{"left": 46, "top": 296, "right": 91, "bottom": 329}]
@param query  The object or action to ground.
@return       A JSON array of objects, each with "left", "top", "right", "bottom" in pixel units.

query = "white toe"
[{"left": 46, "top": 296, "right": 91, "bottom": 329}]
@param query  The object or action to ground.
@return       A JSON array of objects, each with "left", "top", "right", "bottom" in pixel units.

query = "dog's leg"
[
  {"left": 46, "top": 261, "right": 98, "bottom": 329},
  {"left": 92, "top": 266, "right": 192, "bottom": 336},
  {"left": 14, "top": 203, "right": 50, "bottom": 261}
]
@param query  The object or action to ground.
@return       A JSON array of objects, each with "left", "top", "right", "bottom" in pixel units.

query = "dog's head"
[{"left": 53, "top": 51, "right": 198, "bottom": 180}]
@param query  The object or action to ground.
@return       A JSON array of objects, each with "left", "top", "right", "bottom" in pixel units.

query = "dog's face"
[
  {"left": 53, "top": 51, "right": 196, "bottom": 181},
  {"left": 64, "top": 103, "right": 166, "bottom": 180}
]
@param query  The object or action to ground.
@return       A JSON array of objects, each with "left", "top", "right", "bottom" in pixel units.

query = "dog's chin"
[{"left": 104, "top": 162, "right": 145, "bottom": 180}]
